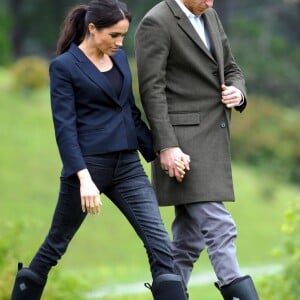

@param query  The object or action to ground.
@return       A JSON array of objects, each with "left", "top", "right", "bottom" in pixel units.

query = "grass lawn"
[{"left": 0, "top": 69, "right": 298, "bottom": 299}]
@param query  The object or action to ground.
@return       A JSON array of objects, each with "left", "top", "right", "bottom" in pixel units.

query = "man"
[{"left": 135, "top": 0, "right": 260, "bottom": 299}]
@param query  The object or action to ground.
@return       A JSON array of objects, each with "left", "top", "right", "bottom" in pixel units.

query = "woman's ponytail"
[{"left": 56, "top": 5, "right": 88, "bottom": 55}]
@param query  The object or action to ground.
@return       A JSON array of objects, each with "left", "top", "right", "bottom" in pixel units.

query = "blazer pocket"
[
  {"left": 169, "top": 112, "right": 201, "bottom": 126},
  {"left": 78, "top": 128, "right": 105, "bottom": 135}
]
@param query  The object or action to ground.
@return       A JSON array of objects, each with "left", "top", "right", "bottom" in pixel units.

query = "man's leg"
[
  {"left": 172, "top": 202, "right": 242, "bottom": 286},
  {"left": 195, "top": 202, "right": 241, "bottom": 286},
  {"left": 171, "top": 204, "right": 206, "bottom": 287},
  {"left": 104, "top": 151, "right": 187, "bottom": 299}
]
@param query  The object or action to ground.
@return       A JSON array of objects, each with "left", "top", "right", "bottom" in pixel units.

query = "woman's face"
[
  {"left": 182, "top": 0, "right": 214, "bottom": 15},
  {"left": 89, "top": 18, "right": 129, "bottom": 56}
]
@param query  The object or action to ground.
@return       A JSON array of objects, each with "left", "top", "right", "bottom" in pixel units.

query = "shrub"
[
  {"left": 231, "top": 96, "right": 300, "bottom": 183},
  {"left": 10, "top": 56, "right": 49, "bottom": 93},
  {"left": 259, "top": 200, "right": 300, "bottom": 299},
  {"left": 0, "top": 222, "right": 24, "bottom": 300},
  {"left": 0, "top": 221, "right": 87, "bottom": 300},
  {"left": 44, "top": 269, "right": 89, "bottom": 300}
]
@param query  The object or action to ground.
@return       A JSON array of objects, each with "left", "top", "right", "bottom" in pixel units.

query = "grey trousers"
[{"left": 171, "top": 202, "right": 242, "bottom": 287}]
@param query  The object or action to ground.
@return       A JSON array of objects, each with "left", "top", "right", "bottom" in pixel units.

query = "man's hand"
[
  {"left": 160, "top": 147, "right": 190, "bottom": 182},
  {"left": 221, "top": 84, "right": 243, "bottom": 108}
]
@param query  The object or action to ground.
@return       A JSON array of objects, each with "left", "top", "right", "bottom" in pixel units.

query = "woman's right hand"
[{"left": 77, "top": 169, "right": 102, "bottom": 215}]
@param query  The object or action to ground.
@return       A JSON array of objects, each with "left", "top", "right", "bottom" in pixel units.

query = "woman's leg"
[
  {"left": 102, "top": 152, "right": 174, "bottom": 278},
  {"left": 11, "top": 175, "right": 87, "bottom": 299},
  {"left": 84, "top": 151, "right": 188, "bottom": 299},
  {"left": 29, "top": 175, "right": 87, "bottom": 277}
]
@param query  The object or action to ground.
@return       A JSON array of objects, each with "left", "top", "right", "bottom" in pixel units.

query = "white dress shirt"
[{"left": 174, "top": 0, "right": 211, "bottom": 50}]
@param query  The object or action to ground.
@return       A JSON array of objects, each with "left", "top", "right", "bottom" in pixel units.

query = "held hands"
[
  {"left": 77, "top": 169, "right": 102, "bottom": 215},
  {"left": 221, "top": 84, "right": 243, "bottom": 108},
  {"left": 160, "top": 147, "right": 190, "bottom": 183}
]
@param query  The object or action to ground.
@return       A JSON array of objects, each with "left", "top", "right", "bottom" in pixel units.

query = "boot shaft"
[
  {"left": 216, "top": 275, "right": 259, "bottom": 300},
  {"left": 11, "top": 263, "right": 47, "bottom": 300},
  {"left": 147, "top": 273, "right": 188, "bottom": 300}
]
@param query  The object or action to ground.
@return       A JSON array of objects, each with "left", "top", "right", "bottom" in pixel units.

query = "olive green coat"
[{"left": 135, "top": 0, "right": 246, "bottom": 206}]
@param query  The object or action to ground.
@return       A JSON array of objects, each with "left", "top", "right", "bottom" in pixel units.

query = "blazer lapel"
[
  {"left": 69, "top": 44, "right": 120, "bottom": 103},
  {"left": 111, "top": 52, "right": 131, "bottom": 104}
]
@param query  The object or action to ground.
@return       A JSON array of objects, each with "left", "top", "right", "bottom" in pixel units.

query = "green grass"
[{"left": 0, "top": 69, "right": 298, "bottom": 299}]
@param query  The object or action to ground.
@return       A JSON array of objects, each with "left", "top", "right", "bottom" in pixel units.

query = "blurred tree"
[
  {"left": 9, "top": 0, "right": 25, "bottom": 59},
  {"left": 277, "top": 1, "right": 300, "bottom": 44},
  {"left": 7, "top": 0, "right": 78, "bottom": 59},
  {"left": 4, "top": 0, "right": 298, "bottom": 58},
  {"left": 0, "top": 1, "right": 12, "bottom": 65},
  {"left": 1, "top": 0, "right": 300, "bottom": 106},
  {"left": 227, "top": 0, "right": 300, "bottom": 106}
]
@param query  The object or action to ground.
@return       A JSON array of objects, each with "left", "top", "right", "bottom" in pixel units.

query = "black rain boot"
[
  {"left": 145, "top": 273, "right": 188, "bottom": 300},
  {"left": 215, "top": 275, "right": 259, "bottom": 300},
  {"left": 11, "top": 262, "right": 47, "bottom": 300}
]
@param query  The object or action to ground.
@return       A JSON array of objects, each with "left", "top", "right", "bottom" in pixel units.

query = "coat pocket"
[{"left": 169, "top": 112, "right": 201, "bottom": 126}]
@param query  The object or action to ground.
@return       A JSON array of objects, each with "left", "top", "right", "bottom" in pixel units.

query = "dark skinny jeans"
[{"left": 29, "top": 150, "right": 175, "bottom": 280}]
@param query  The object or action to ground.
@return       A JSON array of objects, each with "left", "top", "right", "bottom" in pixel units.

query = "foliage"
[
  {"left": 0, "top": 4, "right": 12, "bottom": 65},
  {"left": 0, "top": 222, "right": 87, "bottom": 300},
  {"left": 231, "top": 96, "right": 300, "bottom": 183},
  {"left": 259, "top": 200, "right": 300, "bottom": 299},
  {"left": 10, "top": 56, "right": 49, "bottom": 93},
  {"left": 0, "top": 222, "right": 25, "bottom": 299},
  {"left": 0, "top": 0, "right": 299, "bottom": 109},
  {"left": 0, "top": 62, "right": 299, "bottom": 299},
  {"left": 229, "top": 17, "right": 300, "bottom": 107},
  {"left": 45, "top": 270, "right": 89, "bottom": 300}
]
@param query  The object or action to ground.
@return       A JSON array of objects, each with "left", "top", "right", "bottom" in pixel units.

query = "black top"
[{"left": 102, "top": 63, "right": 123, "bottom": 98}]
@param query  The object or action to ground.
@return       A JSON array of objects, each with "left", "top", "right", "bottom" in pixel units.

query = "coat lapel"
[
  {"left": 203, "top": 11, "right": 225, "bottom": 84},
  {"left": 203, "top": 11, "right": 231, "bottom": 124},
  {"left": 166, "top": 0, "right": 216, "bottom": 63}
]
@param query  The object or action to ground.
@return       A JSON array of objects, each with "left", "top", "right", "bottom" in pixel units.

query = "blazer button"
[
  {"left": 220, "top": 122, "right": 226, "bottom": 128},
  {"left": 116, "top": 106, "right": 122, "bottom": 112}
]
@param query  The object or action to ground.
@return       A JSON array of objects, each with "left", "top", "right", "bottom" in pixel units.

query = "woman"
[{"left": 10, "top": 1, "right": 187, "bottom": 299}]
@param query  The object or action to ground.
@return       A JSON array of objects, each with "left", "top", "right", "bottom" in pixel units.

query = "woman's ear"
[{"left": 88, "top": 23, "right": 96, "bottom": 35}]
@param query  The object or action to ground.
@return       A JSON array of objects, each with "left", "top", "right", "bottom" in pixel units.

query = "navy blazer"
[{"left": 50, "top": 43, "right": 155, "bottom": 177}]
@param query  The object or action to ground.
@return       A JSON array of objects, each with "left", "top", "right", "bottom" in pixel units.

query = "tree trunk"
[{"left": 9, "top": 0, "right": 25, "bottom": 58}]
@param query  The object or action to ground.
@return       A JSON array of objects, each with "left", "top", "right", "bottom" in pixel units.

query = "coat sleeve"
[
  {"left": 50, "top": 58, "right": 87, "bottom": 177},
  {"left": 128, "top": 89, "right": 156, "bottom": 162},
  {"left": 120, "top": 51, "right": 156, "bottom": 162},
  {"left": 117, "top": 50, "right": 156, "bottom": 162},
  {"left": 135, "top": 16, "right": 179, "bottom": 153}
]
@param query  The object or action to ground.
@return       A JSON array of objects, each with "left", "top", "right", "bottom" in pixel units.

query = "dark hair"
[{"left": 56, "top": 0, "right": 132, "bottom": 55}]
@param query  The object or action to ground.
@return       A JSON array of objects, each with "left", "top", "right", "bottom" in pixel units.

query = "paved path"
[{"left": 86, "top": 264, "right": 281, "bottom": 299}]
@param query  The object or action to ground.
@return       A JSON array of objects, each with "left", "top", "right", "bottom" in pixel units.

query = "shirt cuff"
[
  {"left": 160, "top": 147, "right": 172, "bottom": 153},
  {"left": 238, "top": 91, "right": 245, "bottom": 106}
]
